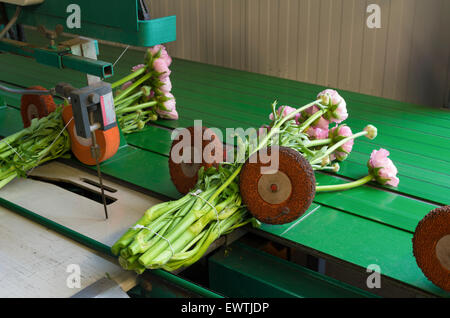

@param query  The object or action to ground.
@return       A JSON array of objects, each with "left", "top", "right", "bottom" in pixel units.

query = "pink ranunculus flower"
[
  {"left": 317, "top": 89, "right": 348, "bottom": 124},
  {"left": 159, "top": 92, "right": 176, "bottom": 111},
  {"left": 153, "top": 58, "right": 171, "bottom": 78},
  {"left": 269, "top": 106, "right": 299, "bottom": 123},
  {"left": 148, "top": 44, "right": 172, "bottom": 66},
  {"left": 160, "top": 49, "right": 172, "bottom": 67},
  {"left": 157, "top": 108, "right": 178, "bottom": 120},
  {"left": 329, "top": 124, "right": 354, "bottom": 161},
  {"left": 160, "top": 77, "right": 172, "bottom": 93},
  {"left": 148, "top": 44, "right": 165, "bottom": 57},
  {"left": 300, "top": 105, "right": 330, "bottom": 129},
  {"left": 368, "top": 148, "right": 399, "bottom": 187},
  {"left": 306, "top": 126, "right": 329, "bottom": 140}
]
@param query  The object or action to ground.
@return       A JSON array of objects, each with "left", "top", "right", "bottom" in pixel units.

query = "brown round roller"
[
  {"left": 413, "top": 205, "right": 450, "bottom": 291},
  {"left": 240, "top": 146, "right": 316, "bottom": 225},
  {"left": 20, "top": 86, "right": 56, "bottom": 128},
  {"left": 169, "top": 126, "right": 224, "bottom": 194}
]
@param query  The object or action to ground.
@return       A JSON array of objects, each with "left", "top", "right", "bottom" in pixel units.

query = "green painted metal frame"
[
  {"left": 1, "top": 0, "right": 176, "bottom": 78},
  {"left": 209, "top": 242, "right": 377, "bottom": 298},
  {"left": 0, "top": 39, "right": 113, "bottom": 78},
  {"left": 4, "top": 0, "right": 176, "bottom": 47}
]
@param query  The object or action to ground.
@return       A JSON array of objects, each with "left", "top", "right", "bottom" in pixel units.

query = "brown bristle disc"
[
  {"left": 413, "top": 205, "right": 450, "bottom": 291},
  {"left": 240, "top": 146, "right": 316, "bottom": 225},
  {"left": 169, "top": 126, "right": 224, "bottom": 194},
  {"left": 20, "top": 86, "right": 56, "bottom": 128}
]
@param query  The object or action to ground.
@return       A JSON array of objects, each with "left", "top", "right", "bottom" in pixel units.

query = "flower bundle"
[
  {"left": 112, "top": 165, "right": 253, "bottom": 273},
  {"left": 113, "top": 89, "right": 400, "bottom": 274},
  {"left": 0, "top": 106, "right": 71, "bottom": 189},
  {"left": 112, "top": 44, "right": 178, "bottom": 134}
]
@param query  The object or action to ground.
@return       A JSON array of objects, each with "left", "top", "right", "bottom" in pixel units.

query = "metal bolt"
[{"left": 88, "top": 93, "right": 100, "bottom": 104}]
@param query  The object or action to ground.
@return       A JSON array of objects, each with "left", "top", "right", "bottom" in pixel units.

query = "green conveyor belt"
[{"left": 0, "top": 29, "right": 449, "bottom": 297}]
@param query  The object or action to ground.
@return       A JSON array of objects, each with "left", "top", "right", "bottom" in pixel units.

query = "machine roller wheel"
[
  {"left": 169, "top": 126, "right": 223, "bottom": 194},
  {"left": 20, "top": 86, "right": 56, "bottom": 127},
  {"left": 413, "top": 205, "right": 450, "bottom": 291},
  {"left": 240, "top": 146, "right": 316, "bottom": 225}
]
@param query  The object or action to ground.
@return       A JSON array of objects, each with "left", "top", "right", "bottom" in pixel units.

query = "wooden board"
[{"left": 0, "top": 205, "right": 136, "bottom": 297}]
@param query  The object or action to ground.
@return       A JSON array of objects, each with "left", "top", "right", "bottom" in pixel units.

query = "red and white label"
[{"left": 100, "top": 92, "right": 116, "bottom": 126}]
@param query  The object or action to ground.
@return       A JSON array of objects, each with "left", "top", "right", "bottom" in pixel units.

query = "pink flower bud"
[
  {"left": 153, "top": 58, "right": 171, "bottom": 78},
  {"left": 368, "top": 148, "right": 399, "bottom": 187},
  {"left": 148, "top": 44, "right": 164, "bottom": 57},
  {"left": 160, "top": 77, "right": 172, "bottom": 93},
  {"left": 147, "top": 44, "right": 172, "bottom": 67},
  {"left": 364, "top": 125, "right": 378, "bottom": 140},
  {"left": 332, "top": 162, "right": 340, "bottom": 172},
  {"left": 160, "top": 49, "right": 172, "bottom": 67},
  {"left": 157, "top": 108, "right": 178, "bottom": 120},
  {"left": 159, "top": 92, "right": 176, "bottom": 111}
]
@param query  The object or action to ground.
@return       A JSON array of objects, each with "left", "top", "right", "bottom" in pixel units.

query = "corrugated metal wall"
[{"left": 148, "top": 0, "right": 450, "bottom": 108}]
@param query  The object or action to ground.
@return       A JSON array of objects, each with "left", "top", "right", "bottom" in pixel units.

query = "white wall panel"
[{"left": 148, "top": 0, "right": 450, "bottom": 107}]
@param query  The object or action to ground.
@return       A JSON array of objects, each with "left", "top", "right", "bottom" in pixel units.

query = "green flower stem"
[
  {"left": 115, "top": 72, "right": 152, "bottom": 102},
  {"left": 127, "top": 217, "right": 172, "bottom": 256},
  {"left": 115, "top": 101, "right": 157, "bottom": 115},
  {"left": 118, "top": 113, "right": 139, "bottom": 123},
  {"left": 122, "top": 125, "right": 138, "bottom": 134},
  {"left": 171, "top": 231, "right": 208, "bottom": 260},
  {"left": 111, "top": 67, "right": 148, "bottom": 89},
  {"left": 138, "top": 186, "right": 218, "bottom": 266},
  {"left": 128, "top": 197, "right": 197, "bottom": 255},
  {"left": 316, "top": 175, "right": 373, "bottom": 192},
  {"left": 0, "top": 173, "right": 17, "bottom": 190},
  {"left": 111, "top": 194, "right": 193, "bottom": 255},
  {"left": 208, "top": 166, "right": 242, "bottom": 204},
  {"left": 310, "top": 130, "right": 368, "bottom": 165},
  {"left": 115, "top": 97, "right": 140, "bottom": 111},
  {"left": 256, "top": 100, "right": 321, "bottom": 157},
  {"left": 305, "top": 138, "right": 332, "bottom": 148},
  {"left": 298, "top": 109, "right": 326, "bottom": 132},
  {"left": 150, "top": 195, "right": 240, "bottom": 266},
  {"left": 133, "top": 220, "right": 173, "bottom": 257},
  {"left": 168, "top": 209, "right": 248, "bottom": 270},
  {"left": 0, "top": 130, "right": 28, "bottom": 152},
  {"left": 118, "top": 111, "right": 152, "bottom": 124},
  {"left": 160, "top": 228, "right": 212, "bottom": 271},
  {"left": 114, "top": 91, "right": 143, "bottom": 107},
  {"left": 311, "top": 165, "right": 337, "bottom": 171}
]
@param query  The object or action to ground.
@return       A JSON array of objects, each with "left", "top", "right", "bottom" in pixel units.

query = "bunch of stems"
[
  {"left": 111, "top": 67, "right": 160, "bottom": 134},
  {"left": 112, "top": 166, "right": 252, "bottom": 273},
  {"left": 0, "top": 107, "right": 71, "bottom": 189}
]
